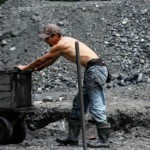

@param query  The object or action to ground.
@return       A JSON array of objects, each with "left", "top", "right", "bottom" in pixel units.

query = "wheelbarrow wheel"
[
  {"left": 10, "top": 121, "right": 26, "bottom": 144},
  {"left": 0, "top": 117, "right": 13, "bottom": 144}
]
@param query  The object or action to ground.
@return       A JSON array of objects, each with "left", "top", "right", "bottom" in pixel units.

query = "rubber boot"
[
  {"left": 56, "top": 120, "right": 81, "bottom": 145},
  {"left": 87, "top": 122, "right": 111, "bottom": 148}
]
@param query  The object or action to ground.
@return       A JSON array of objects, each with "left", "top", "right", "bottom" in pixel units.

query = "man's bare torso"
[
  {"left": 17, "top": 36, "right": 100, "bottom": 71},
  {"left": 56, "top": 36, "right": 99, "bottom": 67}
]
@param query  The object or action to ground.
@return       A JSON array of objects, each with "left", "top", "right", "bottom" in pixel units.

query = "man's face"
[
  {"left": 45, "top": 36, "right": 53, "bottom": 47},
  {"left": 45, "top": 34, "right": 59, "bottom": 47}
]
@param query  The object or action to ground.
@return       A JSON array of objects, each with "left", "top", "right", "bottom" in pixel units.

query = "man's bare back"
[{"left": 57, "top": 36, "right": 99, "bottom": 67}]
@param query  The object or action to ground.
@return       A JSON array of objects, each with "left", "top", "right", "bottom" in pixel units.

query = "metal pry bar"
[{"left": 75, "top": 41, "right": 87, "bottom": 150}]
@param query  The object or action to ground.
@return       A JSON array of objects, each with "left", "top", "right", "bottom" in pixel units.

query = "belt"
[{"left": 86, "top": 58, "right": 106, "bottom": 70}]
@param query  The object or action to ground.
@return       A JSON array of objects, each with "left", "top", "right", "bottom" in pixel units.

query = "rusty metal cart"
[{"left": 0, "top": 67, "right": 33, "bottom": 144}]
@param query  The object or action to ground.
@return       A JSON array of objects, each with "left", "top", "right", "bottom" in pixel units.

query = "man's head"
[{"left": 39, "top": 24, "right": 62, "bottom": 39}]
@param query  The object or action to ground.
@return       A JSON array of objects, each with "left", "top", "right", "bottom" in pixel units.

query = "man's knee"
[{"left": 70, "top": 109, "right": 81, "bottom": 120}]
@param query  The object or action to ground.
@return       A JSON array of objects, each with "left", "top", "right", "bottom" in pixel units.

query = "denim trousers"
[{"left": 70, "top": 65, "right": 108, "bottom": 123}]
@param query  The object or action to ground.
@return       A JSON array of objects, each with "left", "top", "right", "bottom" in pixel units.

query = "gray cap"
[{"left": 39, "top": 24, "right": 61, "bottom": 39}]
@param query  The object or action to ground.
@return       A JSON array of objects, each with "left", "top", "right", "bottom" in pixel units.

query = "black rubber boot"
[
  {"left": 56, "top": 120, "right": 81, "bottom": 145},
  {"left": 87, "top": 122, "right": 111, "bottom": 148}
]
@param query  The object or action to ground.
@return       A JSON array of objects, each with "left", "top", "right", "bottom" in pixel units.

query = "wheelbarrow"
[{"left": 0, "top": 67, "right": 33, "bottom": 144}]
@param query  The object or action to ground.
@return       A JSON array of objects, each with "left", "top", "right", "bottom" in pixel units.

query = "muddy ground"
[{"left": 0, "top": 0, "right": 150, "bottom": 150}]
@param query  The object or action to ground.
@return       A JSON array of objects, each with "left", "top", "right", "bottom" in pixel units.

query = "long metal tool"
[{"left": 75, "top": 41, "right": 87, "bottom": 150}]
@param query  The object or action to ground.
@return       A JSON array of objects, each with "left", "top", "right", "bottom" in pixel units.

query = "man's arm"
[
  {"left": 34, "top": 53, "right": 60, "bottom": 71},
  {"left": 17, "top": 44, "right": 62, "bottom": 71}
]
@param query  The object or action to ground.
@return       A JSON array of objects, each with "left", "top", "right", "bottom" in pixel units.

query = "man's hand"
[{"left": 16, "top": 65, "right": 27, "bottom": 71}]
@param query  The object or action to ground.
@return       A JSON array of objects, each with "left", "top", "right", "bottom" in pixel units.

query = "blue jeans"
[{"left": 70, "top": 65, "right": 108, "bottom": 123}]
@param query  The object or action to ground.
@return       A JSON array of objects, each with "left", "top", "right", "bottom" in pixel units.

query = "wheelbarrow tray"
[{"left": 0, "top": 68, "right": 32, "bottom": 109}]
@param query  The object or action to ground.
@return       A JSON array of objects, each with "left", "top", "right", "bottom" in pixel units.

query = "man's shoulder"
[{"left": 58, "top": 37, "right": 71, "bottom": 48}]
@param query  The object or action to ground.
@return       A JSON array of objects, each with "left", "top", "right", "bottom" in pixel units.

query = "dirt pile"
[{"left": 0, "top": 0, "right": 149, "bottom": 93}]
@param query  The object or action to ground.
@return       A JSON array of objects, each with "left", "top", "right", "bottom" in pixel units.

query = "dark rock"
[
  {"left": 42, "top": 96, "right": 54, "bottom": 102},
  {"left": 1, "top": 39, "right": 7, "bottom": 46}
]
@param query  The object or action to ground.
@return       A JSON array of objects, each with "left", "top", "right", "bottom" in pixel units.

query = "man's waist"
[{"left": 86, "top": 58, "right": 106, "bottom": 70}]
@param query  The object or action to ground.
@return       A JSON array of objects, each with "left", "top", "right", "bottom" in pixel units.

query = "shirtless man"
[{"left": 17, "top": 24, "right": 111, "bottom": 148}]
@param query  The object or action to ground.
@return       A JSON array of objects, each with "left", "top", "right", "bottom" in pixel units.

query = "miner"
[{"left": 17, "top": 24, "right": 111, "bottom": 148}]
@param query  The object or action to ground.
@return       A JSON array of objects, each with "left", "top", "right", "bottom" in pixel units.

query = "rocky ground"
[{"left": 0, "top": 0, "right": 150, "bottom": 150}]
